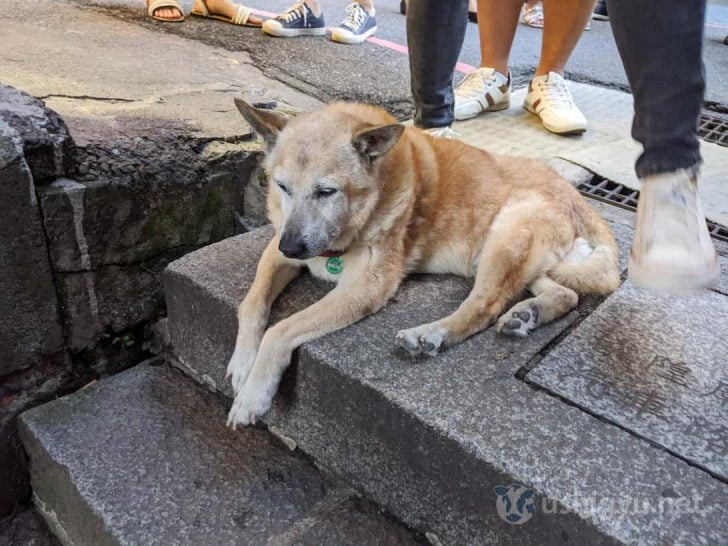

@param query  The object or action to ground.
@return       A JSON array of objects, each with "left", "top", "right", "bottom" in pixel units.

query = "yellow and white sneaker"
[
  {"left": 524, "top": 71, "right": 587, "bottom": 134},
  {"left": 454, "top": 67, "right": 511, "bottom": 121}
]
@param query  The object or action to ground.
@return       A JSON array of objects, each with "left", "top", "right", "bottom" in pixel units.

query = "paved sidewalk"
[{"left": 0, "top": 0, "right": 320, "bottom": 145}]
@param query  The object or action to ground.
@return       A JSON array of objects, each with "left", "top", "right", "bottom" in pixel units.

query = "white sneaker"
[
  {"left": 424, "top": 126, "right": 460, "bottom": 139},
  {"left": 524, "top": 72, "right": 587, "bottom": 134},
  {"left": 454, "top": 67, "right": 511, "bottom": 121},
  {"left": 629, "top": 169, "right": 720, "bottom": 292}
]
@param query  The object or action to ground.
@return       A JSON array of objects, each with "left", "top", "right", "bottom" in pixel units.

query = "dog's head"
[{"left": 235, "top": 99, "right": 404, "bottom": 260}]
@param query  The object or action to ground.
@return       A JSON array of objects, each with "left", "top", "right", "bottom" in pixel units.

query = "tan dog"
[{"left": 226, "top": 98, "right": 620, "bottom": 427}]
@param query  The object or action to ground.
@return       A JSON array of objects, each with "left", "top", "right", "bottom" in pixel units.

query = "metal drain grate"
[
  {"left": 698, "top": 112, "right": 728, "bottom": 147},
  {"left": 577, "top": 176, "right": 728, "bottom": 243}
]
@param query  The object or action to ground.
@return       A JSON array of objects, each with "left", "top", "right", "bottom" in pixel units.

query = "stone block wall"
[{"left": 0, "top": 84, "right": 266, "bottom": 517}]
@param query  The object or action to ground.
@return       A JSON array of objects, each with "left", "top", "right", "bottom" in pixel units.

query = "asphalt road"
[{"left": 82, "top": 0, "right": 728, "bottom": 118}]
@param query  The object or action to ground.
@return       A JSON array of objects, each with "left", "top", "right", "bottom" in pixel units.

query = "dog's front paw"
[
  {"left": 226, "top": 374, "right": 277, "bottom": 428},
  {"left": 226, "top": 345, "right": 257, "bottom": 393}
]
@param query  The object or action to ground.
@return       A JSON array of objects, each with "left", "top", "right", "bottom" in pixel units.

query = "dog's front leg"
[
  {"left": 227, "top": 237, "right": 301, "bottom": 393},
  {"left": 227, "top": 260, "right": 402, "bottom": 427}
]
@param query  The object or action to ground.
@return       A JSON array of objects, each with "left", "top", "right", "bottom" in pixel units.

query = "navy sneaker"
[
  {"left": 330, "top": 3, "right": 377, "bottom": 45},
  {"left": 262, "top": 2, "right": 326, "bottom": 37}
]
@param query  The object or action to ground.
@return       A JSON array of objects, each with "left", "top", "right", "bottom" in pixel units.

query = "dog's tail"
[{"left": 548, "top": 210, "right": 621, "bottom": 295}]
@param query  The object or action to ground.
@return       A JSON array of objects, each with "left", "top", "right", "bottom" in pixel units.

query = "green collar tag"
[{"left": 325, "top": 256, "right": 344, "bottom": 275}]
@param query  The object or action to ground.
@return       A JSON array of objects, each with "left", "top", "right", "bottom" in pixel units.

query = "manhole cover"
[{"left": 577, "top": 176, "right": 728, "bottom": 243}]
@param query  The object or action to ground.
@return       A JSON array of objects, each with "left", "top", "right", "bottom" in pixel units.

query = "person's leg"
[
  {"left": 146, "top": 0, "right": 183, "bottom": 21},
  {"left": 536, "top": 0, "right": 595, "bottom": 76},
  {"left": 478, "top": 0, "right": 523, "bottom": 75},
  {"left": 450, "top": 0, "right": 521, "bottom": 122},
  {"left": 357, "top": 0, "right": 374, "bottom": 14},
  {"left": 407, "top": 0, "right": 469, "bottom": 128},
  {"left": 521, "top": 0, "right": 545, "bottom": 30},
  {"left": 607, "top": 0, "right": 718, "bottom": 290},
  {"left": 196, "top": 0, "right": 263, "bottom": 25},
  {"left": 608, "top": 0, "right": 704, "bottom": 177},
  {"left": 330, "top": 0, "right": 378, "bottom": 44},
  {"left": 262, "top": 0, "right": 326, "bottom": 37},
  {"left": 521, "top": 0, "right": 593, "bottom": 134},
  {"left": 304, "top": 0, "right": 322, "bottom": 16}
]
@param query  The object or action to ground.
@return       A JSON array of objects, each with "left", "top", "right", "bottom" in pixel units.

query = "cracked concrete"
[{"left": 0, "top": 0, "right": 320, "bottom": 146}]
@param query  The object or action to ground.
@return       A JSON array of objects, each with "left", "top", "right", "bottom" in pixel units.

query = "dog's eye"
[
  {"left": 276, "top": 181, "right": 291, "bottom": 195},
  {"left": 315, "top": 187, "right": 337, "bottom": 198}
]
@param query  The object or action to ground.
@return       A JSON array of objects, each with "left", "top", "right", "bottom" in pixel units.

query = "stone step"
[
  {"left": 18, "top": 361, "right": 421, "bottom": 546},
  {"left": 164, "top": 204, "right": 728, "bottom": 545}
]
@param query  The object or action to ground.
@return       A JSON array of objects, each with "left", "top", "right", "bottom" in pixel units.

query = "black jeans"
[
  {"left": 406, "top": 0, "right": 469, "bottom": 129},
  {"left": 607, "top": 0, "right": 706, "bottom": 178},
  {"left": 407, "top": 0, "right": 706, "bottom": 178}
]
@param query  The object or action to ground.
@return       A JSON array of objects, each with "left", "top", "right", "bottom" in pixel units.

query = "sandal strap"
[
  {"left": 192, "top": 0, "right": 210, "bottom": 16},
  {"left": 148, "top": 0, "right": 183, "bottom": 15},
  {"left": 232, "top": 5, "right": 252, "bottom": 25},
  {"left": 522, "top": 5, "right": 544, "bottom": 23}
]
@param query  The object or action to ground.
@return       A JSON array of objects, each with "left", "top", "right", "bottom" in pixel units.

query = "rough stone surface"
[
  {"left": 0, "top": 116, "right": 69, "bottom": 517},
  {"left": 34, "top": 133, "right": 265, "bottom": 352},
  {"left": 39, "top": 138, "right": 260, "bottom": 272},
  {"left": 19, "top": 362, "right": 421, "bottom": 546},
  {"left": 0, "top": 507, "right": 60, "bottom": 546},
  {"left": 0, "top": 113, "right": 66, "bottom": 379},
  {"left": 165, "top": 218, "right": 728, "bottom": 545},
  {"left": 528, "top": 280, "right": 728, "bottom": 480},
  {"left": 0, "top": 84, "right": 74, "bottom": 183},
  {"left": 55, "top": 251, "right": 185, "bottom": 352}
]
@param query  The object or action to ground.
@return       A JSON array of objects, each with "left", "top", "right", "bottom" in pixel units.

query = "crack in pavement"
[{"left": 38, "top": 94, "right": 137, "bottom": 103}]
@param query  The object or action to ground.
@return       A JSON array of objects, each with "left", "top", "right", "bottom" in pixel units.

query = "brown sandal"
[
  {"left": 191, "top": 0, "right": 262, "bottom": 27},
  {"left": 147, "top": 0, "right": 184, "bottom": 22}
]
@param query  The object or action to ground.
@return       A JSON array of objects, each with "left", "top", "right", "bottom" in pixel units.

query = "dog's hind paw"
[
  {"left": 395, "top": 325, "right": 447, "bottom": 357},
  {"left": 497, "top": 306, "right": 539, "bottom": 337}
]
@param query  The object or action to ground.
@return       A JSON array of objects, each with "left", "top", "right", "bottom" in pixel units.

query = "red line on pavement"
[
  {"left": 248, "top": 7, "right": 477, "bottom": 74},
  {"left": 250, "top": 7, "right": 277, "bottom": 17}
]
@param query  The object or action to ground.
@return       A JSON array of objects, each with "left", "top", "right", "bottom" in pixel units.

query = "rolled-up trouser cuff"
[
  {"left": 414, "top": 102, "right": 455, "bottom": 129},
  {"left": 407, "top": 0, "right": 468, "bottom": 129},
  {"left": 635, "top": 149, "right": 702, "bottom": 180}
]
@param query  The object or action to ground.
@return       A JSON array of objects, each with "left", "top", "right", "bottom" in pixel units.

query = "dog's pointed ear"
[
  {"left": 352, "top": 123, "right": 404, "bottom": 162},
  {"left": 234, "top": 98, "right": 288, "bottom": 147}
]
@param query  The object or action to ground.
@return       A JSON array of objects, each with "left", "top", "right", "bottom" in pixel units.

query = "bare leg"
[
  {"left": 205, "top": 0, "right": 262, "bottom": 24},
  {"left": 304, "top": 0, "right": 322, "bottom": 16},
  {"left": 536, "top": 0, "right": 596, "bottom": 76},
  {"left": 478, "top": 0, "right": 523, "bottom": 74},
  {"left": 357, "top": 0, "right": 375, "bottom": 14}
]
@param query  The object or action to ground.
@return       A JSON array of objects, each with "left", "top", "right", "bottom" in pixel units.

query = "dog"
[{"left": 226, "top": 98, "right": 620, "bottom": 427}]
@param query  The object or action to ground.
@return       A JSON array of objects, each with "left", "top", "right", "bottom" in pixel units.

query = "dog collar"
[{"left": 318, "top": 250, "right": 345, "bottom": 257}]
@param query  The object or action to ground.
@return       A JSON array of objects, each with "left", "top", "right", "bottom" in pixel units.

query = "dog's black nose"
[{"left": 279, "top": 235, "right": 307, "bottom": 259}]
